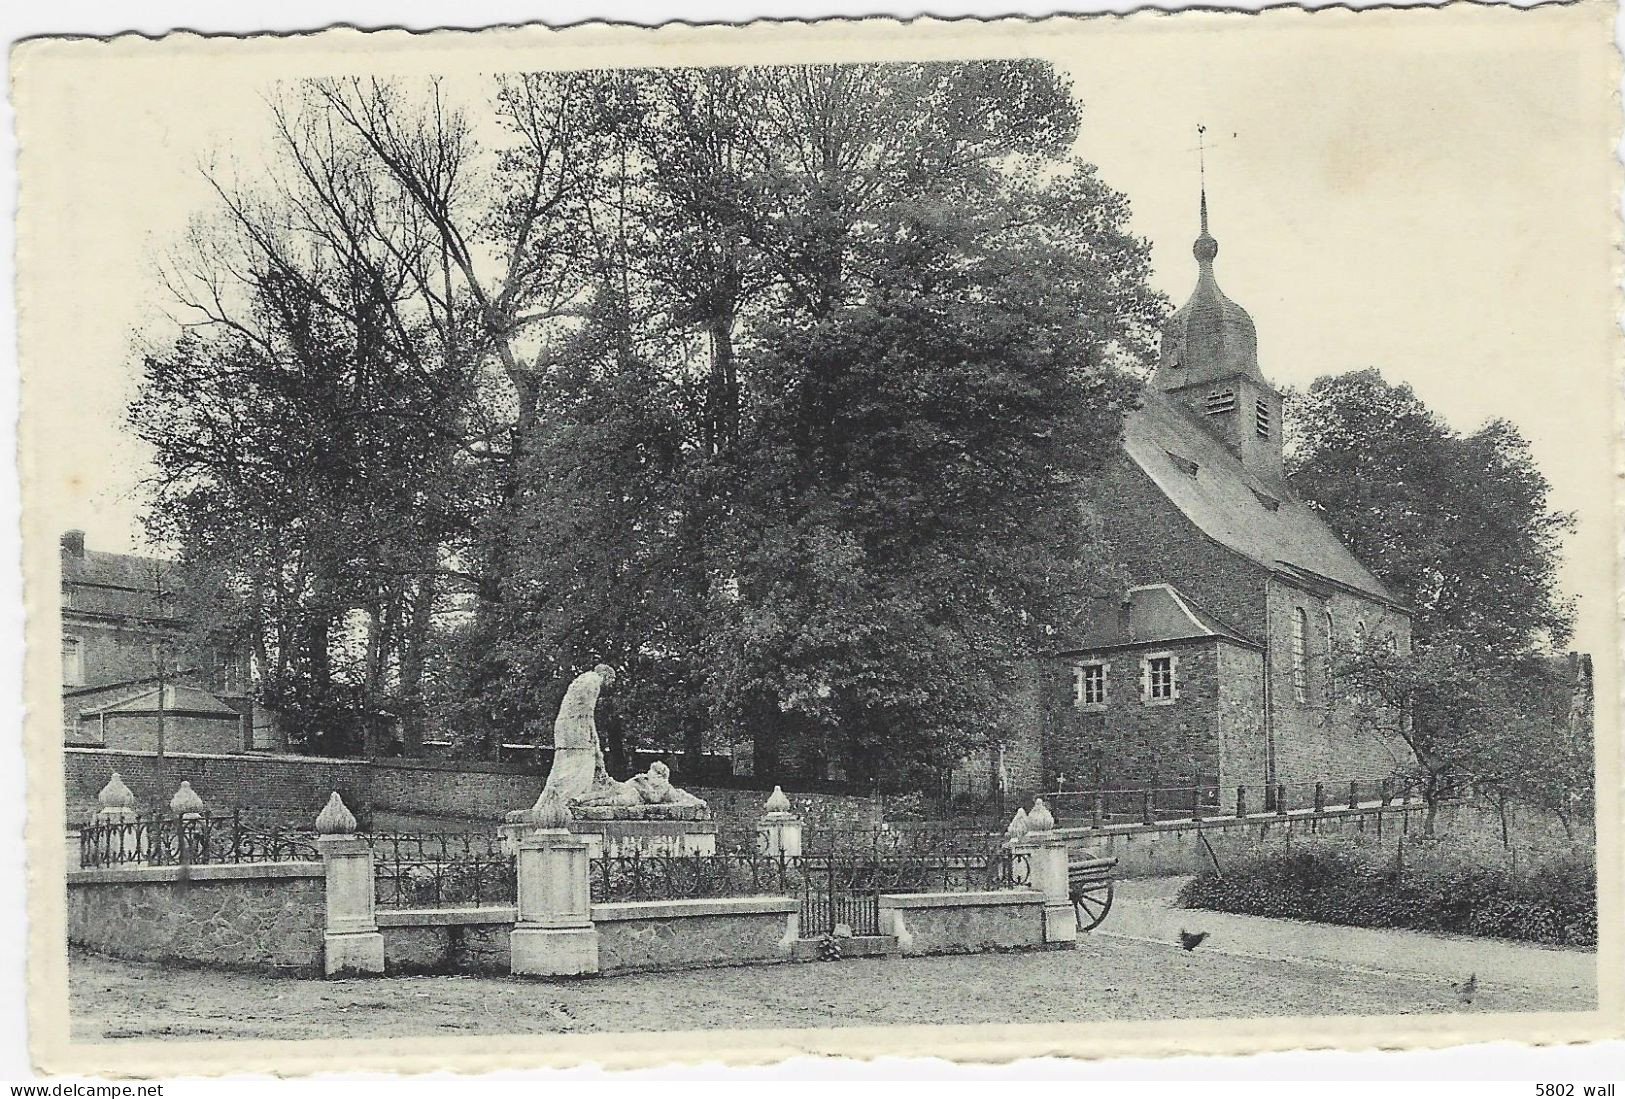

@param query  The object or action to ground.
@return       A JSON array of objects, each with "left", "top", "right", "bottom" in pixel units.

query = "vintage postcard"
[{"left": 12, "top": 4, "right": 1622, "bottom": 1077}]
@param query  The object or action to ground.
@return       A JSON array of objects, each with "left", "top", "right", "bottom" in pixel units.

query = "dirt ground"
[{"left": 69, "top": 923, "right": 1590, "bottom": 1045}]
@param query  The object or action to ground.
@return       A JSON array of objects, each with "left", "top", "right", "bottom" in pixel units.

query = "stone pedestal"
[
  {"left": 758, "top": 812, "right": 802, "bottom": 858},
  {"left": 510, "top": 822, "right": 600, "bottom": 978},
  {"left": 317, "top": 834, "right": 385, "bottom": 976},
  {"left": 500, "top": 817, "right": 716, "bottom": 860},
  {"left": 1013, "top": 815, "right": 1075, "bottom": 947}
]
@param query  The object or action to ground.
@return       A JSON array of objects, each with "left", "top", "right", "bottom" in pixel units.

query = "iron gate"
[{"left": 798, "top": 855, "right": 881, "bottom": 936}]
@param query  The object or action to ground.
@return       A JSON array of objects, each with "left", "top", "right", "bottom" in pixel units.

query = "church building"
[{"left": 985, "top": 190, "right": 1415, "bottom": 808}]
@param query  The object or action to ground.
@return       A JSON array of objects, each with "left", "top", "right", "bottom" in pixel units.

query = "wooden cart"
[{"left": 1068, "top": 853, "right": 1118, "bottom": 931}]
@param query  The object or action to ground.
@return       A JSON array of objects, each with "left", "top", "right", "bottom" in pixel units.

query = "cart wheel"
[{"left": 1072, "top": 880, "right": 1114, "bottom": 931}]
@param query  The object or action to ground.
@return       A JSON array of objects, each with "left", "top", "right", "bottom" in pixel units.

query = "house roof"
[
  {"left": 81, "top": 684, "right": 239, "bottom": 718},
  {"left": 1061, "top": 583, "right": 1260, "bottom": 654},
  {"left": 61, "top": 546, "right": 176, "bottom": 592},
  {"left": 1123, "top": 389, "right": 1400, "bottom": 606}
]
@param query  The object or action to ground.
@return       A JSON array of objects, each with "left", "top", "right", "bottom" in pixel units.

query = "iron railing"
[
  {"left": 1040, "top": 774, "right": 1467, "bottom": 828},
  {"left": 368, "top": 831, "right": 516, "bottom": 909},
  {"left": 78, "top": 811, "right": 320, "bottom": 868},
  {"left": 589, "top": 847, "right": 1028, "bottom": 904}
]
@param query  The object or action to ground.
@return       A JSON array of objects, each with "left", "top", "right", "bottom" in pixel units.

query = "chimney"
[{"left": 61, "top": 530, "right": 86, "bottom": 559}]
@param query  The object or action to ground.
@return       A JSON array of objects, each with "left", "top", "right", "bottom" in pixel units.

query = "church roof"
[
  {"left": 1061, "top": 583, "right": 1260, "bottom": 654},
  {"left": 1124, "top": 389, "right": 1400, "bottom": 606}
]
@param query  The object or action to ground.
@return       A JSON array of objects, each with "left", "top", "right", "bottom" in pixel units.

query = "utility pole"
[{"left": 149, "top": 560, "right": 169, "bottom": 805}]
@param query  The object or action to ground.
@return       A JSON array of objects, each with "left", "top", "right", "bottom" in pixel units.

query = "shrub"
[{"left": 1177, "top": 835, "right": 1595, "bottom": 948}]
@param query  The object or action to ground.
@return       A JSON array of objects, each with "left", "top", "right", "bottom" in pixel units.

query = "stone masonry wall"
[
  {"left": 1266, "top": 578, "right": 1415, "bottom": 800},
  {"left": 594, "top": 905, "right": 796, "bottom": 974},
  {"left": 1216, "top": 641, "right": 1269, "bottom": 799},
  {"left": 67, "top": 866, "right": 325, "bottom": 974},
  {"left": 1062, "top": 801, "right": 1430, "bottom": 879},
  {"left": 1044, "top": 640, "right": 1221, "bottom": 793},
  {"left": 66, "top": 747, "right": 881, "bottom": 834},
  {"left": 1095, "top": 456, "right": 1270, "bottom": 639}
]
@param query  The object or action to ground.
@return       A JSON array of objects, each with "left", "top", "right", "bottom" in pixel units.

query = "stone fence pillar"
[
  {"left": 1011, "top": 798, "right": 1076, "bottom": 947},
  {"left": 315, "top": 792, "right": 384, "bottom": 977},
  {"left": 758, "top": 786, "right": 802, "bottom": 858},
  {"left": 508, "top": 797, "right": 599, "bottom": 977}
]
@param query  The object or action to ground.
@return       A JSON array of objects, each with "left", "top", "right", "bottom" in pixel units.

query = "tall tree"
[
  {"left": 486, "top": 61, "right": 1162, "bottom": 784},
  {"left": 1287, "top": 369, "right": 1574, "bottom": 653}
]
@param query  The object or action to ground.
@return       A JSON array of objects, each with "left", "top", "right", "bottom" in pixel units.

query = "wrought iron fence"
[
  {"left": 590, "top": 852, "right": 804, "bottom": 903},
  {"left": 802, "top": 826, "right": 1007, "bottom": 858},
  {"left": 78, "top": 812, "right": 320, "bottom": 869},
  {"left": 368, "top": 831, "right": 516, "bottom": 909},
  {"left": 589, "top": 845, "right": 1030, "bottom": 929},
  {"left": 1039, "top": 775, "right": 1454, "bottom": 827}
]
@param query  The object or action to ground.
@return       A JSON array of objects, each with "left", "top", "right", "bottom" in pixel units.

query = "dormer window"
[
  {"left": 1206, "top": 389, "right": 1235, "bottom": 414},
  {"left": 1165, "top": 451, "right": 1199, "bottom": 478},
  {"left": 1255, "top": 399, "right": 1272, "bottom": 438}
]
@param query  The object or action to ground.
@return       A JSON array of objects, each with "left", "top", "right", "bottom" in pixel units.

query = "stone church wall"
[
  {"left": 1094, "top": 457, "right": 1270, "bottom": 639},
  {"left": 1265, "top": 578, "right": 1415, "bottom": 798},
  {"left": 1215, "top": 641, "right": 1269, "bottom": 798}
]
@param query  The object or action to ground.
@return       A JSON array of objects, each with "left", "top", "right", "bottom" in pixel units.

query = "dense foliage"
[
  {"left": 1178, "top": 836, "right": 1596, "bottom": 948},
  {"left": 131, "top": 63, "right": 1163, "bottom": 781},
  {"left": 1284, "top": 370, "right": 1587, "bottom": 826},
  {"left": 1286, "top": 369, "right": 1574, "bottom": 654}
]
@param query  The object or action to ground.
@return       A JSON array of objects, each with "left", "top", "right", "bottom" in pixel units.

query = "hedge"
[{"left": 1177, "top": 836, "right": 1596, "bottom": 948}]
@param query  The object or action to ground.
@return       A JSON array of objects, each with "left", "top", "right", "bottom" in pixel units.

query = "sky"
[{"left": 14, "top": 6, "right": 1617, "bottom": 671}]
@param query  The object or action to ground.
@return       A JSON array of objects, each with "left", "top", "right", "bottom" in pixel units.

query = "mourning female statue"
[{"left": 534, "top": 664, "right": 708, "bottom": 815}]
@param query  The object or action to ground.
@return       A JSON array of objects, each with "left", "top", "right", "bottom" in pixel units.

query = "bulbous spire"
[{"left": 1154, "top": 180, "right": 1261, "bottom": 390}]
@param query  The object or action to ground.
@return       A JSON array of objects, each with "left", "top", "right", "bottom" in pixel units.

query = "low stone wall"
[
  {"left": 66, "top": 747, "right": 882, "bottom": 834},
  {"left": 377, "top": 908, "right": 515, "bottom": 975},
  {"left": 879, "top": 890, "right": 1046, "bottom": 956},
  {"left": 592, "top": 896, "right": 799, "bottom": 975},
  {"left": 67, "top": 862, "right": 326, "bottom": 975},
  {"left": 1058, "top": 801, "right": 1431, "bottom": 878}
]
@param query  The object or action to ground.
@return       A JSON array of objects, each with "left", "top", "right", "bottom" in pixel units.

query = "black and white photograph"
[{"left": 12, "top": 5, "right": 1621, "bottom": 1075}]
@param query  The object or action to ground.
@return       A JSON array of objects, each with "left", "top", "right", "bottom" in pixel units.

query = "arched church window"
[
  {"left": 1291, "top": 608, "right": 1309, "bottom": 703},
  {"left": 1323, "top": 610, "right": 1336, "bottom": 706}
]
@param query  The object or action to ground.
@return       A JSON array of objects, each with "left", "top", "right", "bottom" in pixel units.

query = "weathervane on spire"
[
  {"left": 1197, "top": 123, "right": 1209, "bottom": 234},
  {"left": 1193, "top": 123, "right": 1217, "bottom": 264}
]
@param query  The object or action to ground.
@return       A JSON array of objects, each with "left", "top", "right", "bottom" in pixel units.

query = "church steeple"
[{"left": 1152, "top": 135, "right": 1283, "bottom": 482}]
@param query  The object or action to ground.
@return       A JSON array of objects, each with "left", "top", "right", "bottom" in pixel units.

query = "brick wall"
[{"left": 65, "top": 747, "right": 369, "bottom": 825}]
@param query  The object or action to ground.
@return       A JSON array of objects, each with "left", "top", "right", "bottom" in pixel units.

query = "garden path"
[{"left": 1105, "top": 877, "right": 1596, "bottom": 1009}]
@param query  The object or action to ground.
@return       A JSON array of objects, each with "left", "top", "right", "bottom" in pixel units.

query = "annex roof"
[{"left": 1061, "top": 583, "right": 1259, "bottom": 654}]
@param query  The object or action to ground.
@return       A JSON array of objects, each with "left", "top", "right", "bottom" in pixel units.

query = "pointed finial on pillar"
[
  {"left": 315, "top": 791, "right": 358, "bottom": 835},
  {"left": 1005, "top": 807, "right": 1030, "bottom": 842},
  {"left": 169, "top": 780, "right": 205, "bottom": 818},
  {"left": 1027, "top": 797, "right": 1056, "bottom": 833},
  {"left": 97, "top": 772, "right": 137, "bottom": 818},
  {"left": 764, "top": 786, "right": 792, "bottom": 815}
]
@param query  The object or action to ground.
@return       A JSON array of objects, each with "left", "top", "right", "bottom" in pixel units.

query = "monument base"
[
  {"left": 500, "top": 817, "right": 717, "bottom": 859},
  {"left": 510, "top": 924, "right": 600, "bottom": 977}
]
